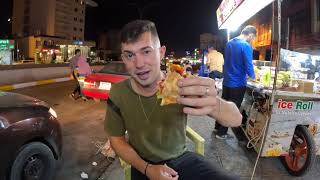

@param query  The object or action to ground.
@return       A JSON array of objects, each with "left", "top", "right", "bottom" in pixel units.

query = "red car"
[{"left": 83, "top": 62, "right": 128, "bottom": 100}]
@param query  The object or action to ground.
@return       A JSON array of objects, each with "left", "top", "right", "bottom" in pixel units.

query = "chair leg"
[
  {"left": 195, "top": 141, "right": 205, "bottom": 156},
  {"left": 120, "top": 158, "right": 131, "bottom": 180},
  {"left": 124, "top": 167, "right": 131, "bottom": 180},
  {"left": 186, "top": 126, "right": 205, "bottom": 156}
]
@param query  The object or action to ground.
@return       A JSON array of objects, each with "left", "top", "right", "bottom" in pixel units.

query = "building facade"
[
  {"left": 97, "top": 30, "right": 121, "bottom": 61},
  {"left": 12, "top": 0, "right": 86, "bottom": 40},
  {"left": 229, "top": 0, "right": 320, "bottom": 61},
  {"left": 12, "top": 0, "right": 97, "bottom": 62},
  {"left": 283, "top": 0, "right": 320, "bottom": 54}
]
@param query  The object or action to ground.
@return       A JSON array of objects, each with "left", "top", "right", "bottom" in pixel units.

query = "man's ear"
[{"left": 159, "top": 45, "right": 166, "bottom": 60}]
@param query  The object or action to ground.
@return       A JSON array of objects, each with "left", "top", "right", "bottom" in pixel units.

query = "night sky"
[
  {"left": 1, "top": 0, "right": 223, "bottom": 54},
  {"left": 0, "top": 0, "right": 12, "bottom": 38}
]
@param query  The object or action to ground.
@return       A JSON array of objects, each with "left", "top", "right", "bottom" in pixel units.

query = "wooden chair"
[{"left": 119, "top": 126, "right": 205, "bottom": 180}]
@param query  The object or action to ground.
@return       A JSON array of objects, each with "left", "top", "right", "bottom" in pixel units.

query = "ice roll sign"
[{"left": 277, "top": 99, "right": 314, "bottom": 110}]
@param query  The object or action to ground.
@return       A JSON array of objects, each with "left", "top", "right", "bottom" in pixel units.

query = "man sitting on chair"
[{"left": 105, "top": 20, "right": 241, "bottom": 180}]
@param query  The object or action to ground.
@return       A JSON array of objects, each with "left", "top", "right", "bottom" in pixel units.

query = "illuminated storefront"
[
  {"left": 0, "top": 39, "right": 14, "bottom": 65},
  {"left": 18, "top": 36, "right": 95, "bottom": 64}
]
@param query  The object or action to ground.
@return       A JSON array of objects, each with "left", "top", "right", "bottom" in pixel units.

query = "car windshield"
[{"left": 98, "top": 62, "right": 128, "bottom": 75}]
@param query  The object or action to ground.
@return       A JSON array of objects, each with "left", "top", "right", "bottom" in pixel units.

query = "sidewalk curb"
[{"left": 0, "top": 77, "right": 72, "bottom": 91}]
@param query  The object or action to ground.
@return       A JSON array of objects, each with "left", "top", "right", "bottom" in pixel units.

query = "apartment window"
[
  {"left": 74, "top": 8, "right": 78, "bottom": 12},
  {"left": 73, "top": 27, "right": 77, "bottom": 31},
  {"left": 81, "top": 0, "right": 84, "bottom": 5},
  {"left": 79, "top": 19, "right": 83, "bottom": 23},
  {"left": 81, "top": 10, "right": 84, "bottom": 14},
  {"left": 24, "top": 6, "right": 30, "bottom": 14},
  {"left": 36, "top": 40, "right": 41, "bottom": 48},
  {"left": 24, "top": 16, "right": 30, "bottom": 24},
  {"left": 23, "top": 25, "right": 29, "bottom": 35},
  {"left": 79, "top": 28, "right": 83, "bottom": 32},
  {"left": 73, "top": 37, "right": 76, "bottom": 40},
  {"left": 74, "top": 17, "right": 77, "bottom": 21},
  {"left": 48, "top": 40, "right": 54, "bottom": 46},
  {"left": 75, "top": 0, "right": 79, "bottom": 2}
]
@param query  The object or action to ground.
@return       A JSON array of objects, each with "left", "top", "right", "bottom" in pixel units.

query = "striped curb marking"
[{"left": 0, "top": 77, "right": 72, "bottom": 91}]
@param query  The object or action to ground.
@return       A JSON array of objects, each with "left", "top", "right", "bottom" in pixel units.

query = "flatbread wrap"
[{"left": 157, "top": 64, "right": 188, "bottom": 106}]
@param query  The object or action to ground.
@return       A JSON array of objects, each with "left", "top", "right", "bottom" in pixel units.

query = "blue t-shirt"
[{"left": 223, "top": 37, "right": 255, "bottom": 87}]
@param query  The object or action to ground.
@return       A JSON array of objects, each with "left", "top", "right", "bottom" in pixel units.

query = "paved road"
[{"left": 13, "top": 81, "right": 111, "bottom": 180}]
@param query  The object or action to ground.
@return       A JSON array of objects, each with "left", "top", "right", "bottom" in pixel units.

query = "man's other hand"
[{"left": 146, "top": 164, "right": 179, "bottom": 180}]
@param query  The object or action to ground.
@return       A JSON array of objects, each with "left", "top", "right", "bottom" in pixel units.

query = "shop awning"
[{"left": 217, "top": 0, "right": 274, "bottom": 30}]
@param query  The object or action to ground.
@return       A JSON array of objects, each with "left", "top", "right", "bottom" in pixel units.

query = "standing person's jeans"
[
  {"left": 72, "top": 71, "right": 81, "bottom": 96},
  {"left": 131, "top": 151, "right": 238, "bottom": 180},
  {"left": 215, "top": 86, "right": 246, "bottom": 136},
  {"left": 77, "top": 74, "right": 86, "bottom": 96}
]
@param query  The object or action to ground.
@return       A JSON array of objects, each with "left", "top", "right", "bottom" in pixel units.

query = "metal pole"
[
  {"left": 16, "top": 42, "right": 19, "bottom": 61},
  {"left": 251, "top": 4, "right": 282, "bottom": 180},
  {"left": 11, "top": 49, "right": 14, "bottom": 65},
  {"left": 271, "top": 0, "right": 282, "bottom": 104},
  {"left": 286, "top": 18, "right": 290, "bottom": 49}
]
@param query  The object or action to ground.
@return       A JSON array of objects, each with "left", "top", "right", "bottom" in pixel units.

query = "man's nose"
[{"left": 134, "top": 54, "right": 145, "bottom": 68}]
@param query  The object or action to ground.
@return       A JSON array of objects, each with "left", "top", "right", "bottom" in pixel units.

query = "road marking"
[
  {"left": 0, "top": 85, "right": 13, "bottom": 91},
  {"left": 0, "top": 77, "right": 73, "bottom": 91},
  {"left": 37, "top": 79, "right": 56, "bottom": 85},
  {"left": 14, "top": 82, "right": 37, "bottom": 89}
]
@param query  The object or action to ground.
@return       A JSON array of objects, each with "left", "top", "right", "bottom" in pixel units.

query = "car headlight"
[
  {"left": 49, "top": 108, "right": 58, "bottom": 118},
  {"left": 0, "top": 118, "right": 9, "bottom": 129},
  {"left": 0, "top": 120, "right": 5, "bottom": 129}
]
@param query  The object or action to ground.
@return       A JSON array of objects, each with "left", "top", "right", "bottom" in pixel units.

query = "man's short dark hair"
[
  {"left": 241, "top": 25, "right": 257, "bottom": 36},
  {"left": 120, "top": 20, "right": 160, "bottom": 44},
  {"left": 75, "top": 49, "right": 81, "bottom": 54}
]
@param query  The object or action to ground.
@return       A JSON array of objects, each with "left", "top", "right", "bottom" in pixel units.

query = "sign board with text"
[
  {"left": 216, "top": 0, "right": 244, "bottom": 28},
  {"left": 0, "top": 39, "right": 14, "bottom": 50}
]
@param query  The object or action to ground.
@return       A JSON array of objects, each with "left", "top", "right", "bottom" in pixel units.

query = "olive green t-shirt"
[{"left": 105, "top": 79, "right": 187, "bottom": 163}]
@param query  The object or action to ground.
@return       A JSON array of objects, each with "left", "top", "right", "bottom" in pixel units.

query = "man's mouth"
[{"left": 136, "top": 71, "right": 150, "bottom": 80}]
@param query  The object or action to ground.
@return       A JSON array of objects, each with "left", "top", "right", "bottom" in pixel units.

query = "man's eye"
[
  {"left": 127, "top": 53, "right": 134, "bottom": 58},
  {"left": 143, "top": 50, "right": 151, "bottom": 55}
]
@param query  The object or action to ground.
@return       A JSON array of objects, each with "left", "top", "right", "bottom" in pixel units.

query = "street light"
[{"left": 8, "top": 18, "right": 11, "bottom": 22}]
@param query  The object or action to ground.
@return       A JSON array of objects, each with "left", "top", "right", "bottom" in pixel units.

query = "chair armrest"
[
  {"left": 186, "top": 126, "right": 205, "bottom": 156},
  {"left": 119, "top": 158, "right": 131, "bottom": 180}
]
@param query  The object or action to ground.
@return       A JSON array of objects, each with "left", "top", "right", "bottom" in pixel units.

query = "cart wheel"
[{"left": 280, "top": 125, "right": 316, "bottom": 176}]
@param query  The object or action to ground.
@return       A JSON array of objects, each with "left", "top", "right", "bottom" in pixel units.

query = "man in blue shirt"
[{"left": 215, "top": 25, "right": 257, "bottom": 139}]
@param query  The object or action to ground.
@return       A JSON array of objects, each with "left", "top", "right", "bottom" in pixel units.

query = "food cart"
[{"left": 217, "top": 0, "right": 320, "bottom": 177}]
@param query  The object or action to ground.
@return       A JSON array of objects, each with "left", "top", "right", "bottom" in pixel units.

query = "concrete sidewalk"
[{"left": 99, "top": 115, "right": 320, "bottom": 180}]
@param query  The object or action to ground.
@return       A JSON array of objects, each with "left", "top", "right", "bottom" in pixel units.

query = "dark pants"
[
  {"left": 131, "top": 151, "right": 239, "bottom": 180},
  {"left": 209, "top": 70, "right": 224, "bottom": 79},
  {"left": 72, "top": 71, "right": 81, "bottom": 95},
  {"left": 215, "top": 86, "right": 246, "bottom": 136}
]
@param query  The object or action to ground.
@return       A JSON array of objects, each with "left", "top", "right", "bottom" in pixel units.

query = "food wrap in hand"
[{"left": 157, "top": 64, "right": 187, "bottom": 106}]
